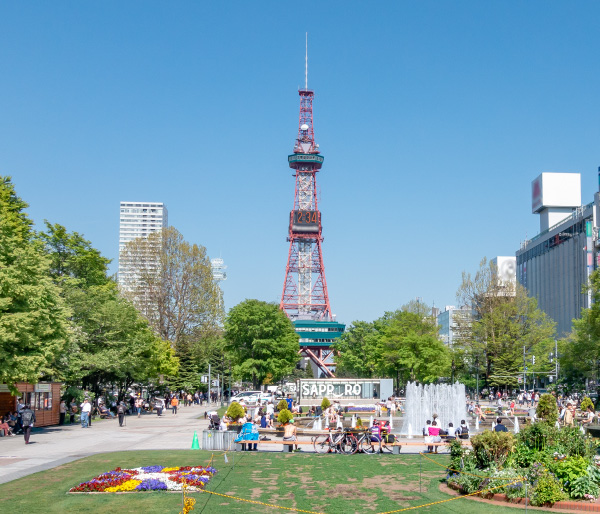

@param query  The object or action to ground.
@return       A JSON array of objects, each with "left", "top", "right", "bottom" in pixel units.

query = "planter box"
[{"left": 202, "top": 430, "right": 238, "bottom": 451}]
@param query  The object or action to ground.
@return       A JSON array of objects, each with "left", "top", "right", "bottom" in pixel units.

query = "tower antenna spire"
[{"left": 305, "top": 32, "right": 308, "bottom": 90}]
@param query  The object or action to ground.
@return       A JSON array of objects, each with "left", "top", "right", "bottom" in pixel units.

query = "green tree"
[
  {"left": 332, "top": 321, "right": 379, "bottom": 377},
  {"left": 39, "top": 223, "right": 178, "bottom": 397},
  {"left": 567, "top": 270, "right": 600, "bottom": 395},
  {"left": 65, "top": 283, "right": 178, "bottom": 398},
  {"left": 168, "top": 338, "right": 200, "bottom": 392},
  {"left": 119, "top": 226, "right": 223, "bottom": 345},
  {"left": 224, "top": 300, "right": 299, "bottom": 389},
  {"left": 456, "top": 258, "right": 556, "bottom": 391},
  {"left": 0, "top": 177, "right": 70, "bottom": 392},
  {"left": 536, "top": 393, "right": 559, "bottom": 425},
  {"left": 39, "top": 222, "right": 111, "bottom": 288},
  {"left": 379, "top": 310, "right": 451, "bottom": 388}
]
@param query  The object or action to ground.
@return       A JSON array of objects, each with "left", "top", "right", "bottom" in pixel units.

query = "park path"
[{"left": 0, "top": 403, "right": 212, "bottom": 484}]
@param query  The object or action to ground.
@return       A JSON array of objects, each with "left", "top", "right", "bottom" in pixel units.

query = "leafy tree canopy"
[
  {"left": 0, "top": 177, "right": 70, "bottom": 392},
  {"left": 224, "top": 299, "right": 299, "bottom": 389}
]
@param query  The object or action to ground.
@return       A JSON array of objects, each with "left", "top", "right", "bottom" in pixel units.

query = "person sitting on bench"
[
  {"left": 282, "top": 419, "right": 299, "bottom": 451},
  {"left": 235, "top": 415, "right": 259, "bottom": 451},
  {"left": 0, "top": 414, "right": 15, "bottom": 437},
  {"left": 98, "top": 403, "right": 115, "bottom": 418}
]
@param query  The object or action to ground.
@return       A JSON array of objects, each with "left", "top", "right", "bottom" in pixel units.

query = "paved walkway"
[{"left": 0, "top": 404, "right": 213, "bottom": 484}]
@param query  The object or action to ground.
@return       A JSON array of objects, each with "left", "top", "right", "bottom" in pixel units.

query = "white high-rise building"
[{"left": 118, "top": 201, "right": 168, "bottom": 288}]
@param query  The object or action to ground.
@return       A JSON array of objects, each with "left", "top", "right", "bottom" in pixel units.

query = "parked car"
[{"left": 229, "top": 391, "right": 262, "bottom": 405}]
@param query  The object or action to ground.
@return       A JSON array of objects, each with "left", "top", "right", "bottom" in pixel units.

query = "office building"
[
  {"left": 118, "top": 201, "right": 168, "bottom": 289},
  {"left": 437, "top": 306, "right": 471, "bottom": 346},
  {"left": 516, "top": 172, "right": 599, "bottom": 336}
]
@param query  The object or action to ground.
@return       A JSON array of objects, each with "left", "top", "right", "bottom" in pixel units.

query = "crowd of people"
[
  {"left": 466, "top": 389, "right": 598, "bottom": 427},
  {"left": 1, "top": 399, "right": 36, "bottom": 444}
]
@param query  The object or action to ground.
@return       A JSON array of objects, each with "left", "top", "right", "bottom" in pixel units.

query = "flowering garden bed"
[{"left": 69, "top": 465, "right": 217, "bottom": 493}]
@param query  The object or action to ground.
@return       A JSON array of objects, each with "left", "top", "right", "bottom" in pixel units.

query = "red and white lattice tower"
[
  {"left": 280, "top": 85, "right": 332, "bottom": 323},
  {"left": 279, "top": 42, "right": 344, "bottom": 378}
]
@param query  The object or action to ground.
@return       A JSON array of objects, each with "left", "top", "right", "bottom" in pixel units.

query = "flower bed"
[
  {"left": 69, "top": 465, "right": 217, "bottom": 493},
  {"left": 445, "top": 415, "right": 600, "bottom": 508},
  {"left": 345, "top": 404, "right": 377, "bottom": 413}
]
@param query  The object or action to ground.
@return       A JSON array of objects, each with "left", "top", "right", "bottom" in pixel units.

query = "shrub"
[
  {"left": 470, "top": 430, "right": 515, "bottom": 467},
  {"left": 277, "top": 408, "right": 294, "bottom": 424},
  {"left": 482, "top": 468, "right": 527, "bottom": 500},
  {"left": 447, "top": 439, "right": 465, "bottom": 472},
  {"left": 518, "top": 423, "right": 597, "bottom": 459},
  {"left": 551, "top": 456, "right": 591, "bottom": 493},
  {"left": 536, "top": 394, "right": 559, "bottom": 425},
  {"left": 321, "top": 397, "right": 331, "bottom": 410},
  {"left": 518, "top": 421, "right": 552, "bottom": 451},
  {"left": 225, "top": 402, "right": 246, "bottom": 422},
  {"left": 530, "top": 471, "right": 566, "bottom": 506},
  {"left": 570, "top": 475, "right": 599, "bottom": 499},
  {"left": 505, "top": 444, "right": 545, "bottom": 469},
  {"left": 587, "top": 463, "right": 600, "bottom": 485},
  {"left": 581, "top": 397, "right": 595, "bottom": 411},
  {"left": 276, "top": 399, "right": 289, "bottom": 412},
  {"left": 447, "top": 460, "right": 485, "bottom": 494}
]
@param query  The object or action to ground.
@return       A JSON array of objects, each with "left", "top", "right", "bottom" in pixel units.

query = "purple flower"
[
  {"left": 136, "top": 479, "right": 168, "bottom": 491},
  {"left": 141, "top": 466, "right": 164, "bottom": 473}
]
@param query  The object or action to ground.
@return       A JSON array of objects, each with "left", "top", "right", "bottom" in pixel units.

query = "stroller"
[{"left": 208, "top": 414, "right": 220, "bottom": 430}]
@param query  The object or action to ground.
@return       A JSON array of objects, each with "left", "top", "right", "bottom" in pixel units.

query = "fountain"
[{"left": 400, "top": 382, "right": 467, "bottom": 435}]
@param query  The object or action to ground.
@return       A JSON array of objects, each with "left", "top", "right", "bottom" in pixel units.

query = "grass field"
[{"left": 0, "top": 449, "right": 527, "bottom": 513}]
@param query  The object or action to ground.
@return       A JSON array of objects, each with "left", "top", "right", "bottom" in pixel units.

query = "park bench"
[{"left": 234, "top": 438, "right": 471, "bottom": 453}]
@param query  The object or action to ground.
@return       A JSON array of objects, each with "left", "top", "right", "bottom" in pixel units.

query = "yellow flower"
[
  {"left": 162, "top": 467, "right": 181, "bottom": 472},
  {"left": 105, "top": 479, "right": 142, "bottom": 492}
]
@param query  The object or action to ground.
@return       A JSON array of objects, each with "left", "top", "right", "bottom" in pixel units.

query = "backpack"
[
  {"left": 459, "top": 426, "right": 469, "bottom": 439},
  {"left": 22, "top": 410, "right": 33, "bottom": 426}
]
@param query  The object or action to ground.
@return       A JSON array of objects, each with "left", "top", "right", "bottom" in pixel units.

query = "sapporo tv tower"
[{"left": 280, "top": 38, "right": 345, "bottom": 378}]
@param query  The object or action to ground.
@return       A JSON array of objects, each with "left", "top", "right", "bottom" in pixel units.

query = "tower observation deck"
[{"left": 280, "top": 86, "right": 344, "bottom": 378}]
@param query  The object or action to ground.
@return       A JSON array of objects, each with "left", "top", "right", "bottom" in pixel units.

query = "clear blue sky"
[{"left": 2, "top": 2, "right": 600, "bottom": 325}]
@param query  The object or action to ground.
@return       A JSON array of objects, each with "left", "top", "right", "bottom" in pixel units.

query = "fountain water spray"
[{"left": 400, "top": 382, "right": 467, "bottom": 435}]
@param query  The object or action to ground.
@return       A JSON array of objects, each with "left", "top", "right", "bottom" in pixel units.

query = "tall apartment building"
[{"left": 118, "top": 201, "right": 168, "bottom": 289}]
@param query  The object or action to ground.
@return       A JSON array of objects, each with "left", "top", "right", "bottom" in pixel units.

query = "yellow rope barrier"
[
  {"left": 198, "top": 434, "right": 527, "bottom": 513},
  {"left": 375, "top": 479, "right": 523, "bottom": 514}
]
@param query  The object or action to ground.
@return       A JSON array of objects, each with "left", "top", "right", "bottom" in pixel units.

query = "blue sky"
[{"left": 2, "top": 2, "right": 600, "bottom": 325}]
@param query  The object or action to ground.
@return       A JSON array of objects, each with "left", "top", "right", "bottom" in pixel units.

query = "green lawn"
[{"left": 0, "top": 450, "right": 528, "bottom": 513}]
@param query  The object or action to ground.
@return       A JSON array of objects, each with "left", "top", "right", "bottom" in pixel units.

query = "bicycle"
[
  {"left": 312, "top": 429, "right": 354, "bottom": 454},
  {"left": 346, "top": 430, "right": 375, "bottom": 454}
]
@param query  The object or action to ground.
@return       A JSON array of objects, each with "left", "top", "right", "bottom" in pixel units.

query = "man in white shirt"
[{"left": 80, "top": 399, "right": 92, "bottom": 428}]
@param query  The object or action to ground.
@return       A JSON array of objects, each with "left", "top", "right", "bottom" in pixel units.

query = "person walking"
[
  {"left": 117, "top": 401, "right": 126, "bottom": 427},
  {"left": 135, "top": 396, "right": 143, "bottom": 418},
  {"left": 80, "top": 398, "right": 91, "bottom": 428},
  {"left": 171, "top": 395, "right": 179, "bottom": 415},
  {"left": 20, "top": 404, "right": 36, "bottom": 444}
]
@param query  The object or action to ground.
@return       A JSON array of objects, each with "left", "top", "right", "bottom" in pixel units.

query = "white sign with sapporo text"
[{"left": 301, "top": 381, "right": 363, "bottom": 398}]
